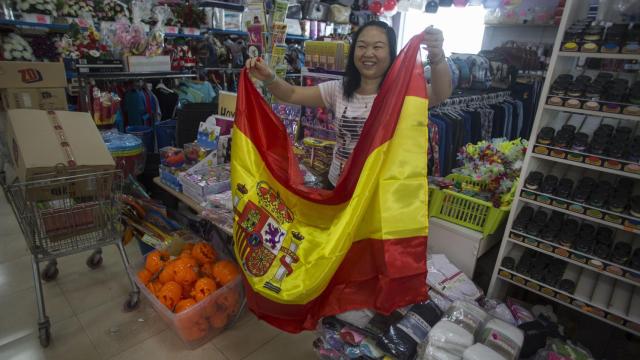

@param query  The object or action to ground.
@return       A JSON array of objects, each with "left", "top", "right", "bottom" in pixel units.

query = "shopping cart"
[{"left": 3, "top": 169, "right": 140, "bottom": 347}]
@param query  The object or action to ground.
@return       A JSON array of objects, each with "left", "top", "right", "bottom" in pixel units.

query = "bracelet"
[{"left": 263, "top": 72, "right": 277, "bottom": 86}]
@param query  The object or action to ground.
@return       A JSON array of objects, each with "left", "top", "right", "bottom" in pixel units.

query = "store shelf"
[
  {"left": 204, "top": 67, "right": 242, "bottom": 72},
  {"left": 285, "top": 34, "right": 309, "bottom": 41},
  {"left": 530, "top": 149, "right": 640, "bottom": 180},
  {"left": 208, "top": 28, "right": 248, "bottom": 36},
  {"left": 521, "top": 187, "right": 640, "bottom": 224},
  {"left": 544, "top": 105, "right": 640, "bottom": 122},
  {"left": 198, "top": 1, "right": 245, "bottom": 12},
  {"left": 302, "top": 124, "right": 337, "bottom": 132},
  {"left": 497, "top": 270, "right": 640, "bottom": 336},
  {"left": 77, "top": 71, "right": 197, "bottom": 80},
  {"left": 506, "top": 232, "right": 640, "bottom": 286},
  {"left": 485, "top": 23, "right": 557, "bottom": 28},
  {"left": 153, "top": 177, "right": 203, "bottom": 213},
  {"left": 518, "top": 196, "right": 640, "bottom": 236},
  {"left": 0, "top": 18, "right": 74, "bottom": 31},
  {"left": 558, "top": 51, "right": 640, "bottom": 61},
  {"left": 165, "top": 33, "right": 205, "bottom": 40}
]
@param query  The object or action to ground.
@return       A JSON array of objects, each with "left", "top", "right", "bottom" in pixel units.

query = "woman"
[{"left": 246, "top": 21, "right": 452, "bottom": 186}]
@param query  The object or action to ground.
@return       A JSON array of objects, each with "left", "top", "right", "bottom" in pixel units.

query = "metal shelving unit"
[
  {"left": 77, "top": 71, "right": 197, "bottom": 80},
  {"left": 530, "top": 145, "right": 640, "bottom": 180},
  {"left": 558, "top": 51, "right": 640, "bottom": 61},
  {"left": 488, "top": 0, "right": 640, "bottom": 336},
  {"left": 507, "top": 232, "right": 640, "bottom": 286},
  {"left": 0, "top": 18, "right": 77, "bottom": 31},
  {"left": 497, "top": 270, "right": 640, "bottom": 336},
  {"left": 544, "top": 104, "right": 640, "bottom": 121}
]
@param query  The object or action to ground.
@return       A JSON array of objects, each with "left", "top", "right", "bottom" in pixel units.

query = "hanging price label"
[
  {"left": 75, "top": 18, "right": 90, "bottom": 27},
  {"left": 164, "top": 26, "right": 179, "bottom": 34},
  {"left": 23, "top": 13, "right": 51, "bottom": 24},
  {"left": 182, "top": 27, "right": 200, "bottom": 35}
]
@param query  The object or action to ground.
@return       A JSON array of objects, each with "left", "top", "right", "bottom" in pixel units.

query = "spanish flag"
[{"left": 231, "top": 35, "right": 429, "bottom": 333}]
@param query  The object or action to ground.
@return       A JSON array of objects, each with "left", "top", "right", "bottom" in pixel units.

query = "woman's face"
[{"left": 354, "top": 26, "right": 391, "bottom": 81}]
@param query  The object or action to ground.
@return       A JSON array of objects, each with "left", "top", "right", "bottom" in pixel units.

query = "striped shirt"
[{"left": 319, "top": 80, "right": 377, "bottom": 186}]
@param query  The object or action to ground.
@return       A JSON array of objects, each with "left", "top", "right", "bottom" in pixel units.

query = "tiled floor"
[{"left": 0, "top": 193, "right": 317, "bottom": 359}]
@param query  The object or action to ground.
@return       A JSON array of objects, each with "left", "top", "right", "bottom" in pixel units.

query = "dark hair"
[{"left": 343, "top": 21, "right": 397, "bottom": 100}]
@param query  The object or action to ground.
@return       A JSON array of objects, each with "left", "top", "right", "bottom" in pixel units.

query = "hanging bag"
[
  {"left": 302, "top": 0, "right": 330, "bottom": 21},
  {"left": 329, "top": 4, "right": 351, "bottom": 23},
  {"left": 231, "top": 35, "right": 430, "bottom": 333}
]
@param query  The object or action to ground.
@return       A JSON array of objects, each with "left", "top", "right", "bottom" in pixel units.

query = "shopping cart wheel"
[
  {"left": 123, "top": 292, "right": 140, "bottom": 312},
  {"left": 41, "top": 263, "right": 59, "bottom": 282},
  {"left": 38, "top": 325, "right": 51, "bottom": 347},
  {"left": 86, "top": 252, "right": 103, "bottom": 269}
]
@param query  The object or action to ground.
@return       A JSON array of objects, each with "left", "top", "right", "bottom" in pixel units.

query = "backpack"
[{"left": 451, "top": 53, "right": 492, "bottom": 90}]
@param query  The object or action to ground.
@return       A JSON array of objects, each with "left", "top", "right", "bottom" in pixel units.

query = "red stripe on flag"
[
  {"left": 234, "top": 35, "right": 427, "bottom": 206},
  {"left": 242, "top": 235, "right": 428, "bottom": 333}
]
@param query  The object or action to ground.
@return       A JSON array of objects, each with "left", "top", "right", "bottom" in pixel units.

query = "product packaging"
[
  {"left": 443, "top": 300, "right": 489, "bottom": 338},
  {"left": 427, "top": 254, "right": 484, "bottom": 304},
  {"left": 478, "top": 318, "right": 524, "bottom": 360},
  {"left": 377, "top": 301, "right": 443, "bottom": 360},
  {"left": 420, "top": 320, "right": 474, "bottom": 359}
]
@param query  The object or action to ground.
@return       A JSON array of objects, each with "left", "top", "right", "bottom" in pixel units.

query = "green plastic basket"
[{"left": 429, "top": 174, "right": 513, "bottom": 236}]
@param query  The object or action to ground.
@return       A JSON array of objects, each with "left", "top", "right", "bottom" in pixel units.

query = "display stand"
[{"left": 488, "top": 0, "right": 640, "bottom": 337}]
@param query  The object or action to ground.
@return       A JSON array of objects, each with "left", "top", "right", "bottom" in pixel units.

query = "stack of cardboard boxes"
[
  {"left": 0, "top": 61, "right": 68, "bottom": 111},
  {"left": 0, "top": 61, "right": 114, "bottom": 193}
]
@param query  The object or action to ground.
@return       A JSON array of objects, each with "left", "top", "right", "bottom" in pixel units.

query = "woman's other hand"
[
  {"left": 423, "top": 26, "right": 445, "bottom": 64},
  {"left": 245, "top": 57, "right": 274, "bottom": 81}
]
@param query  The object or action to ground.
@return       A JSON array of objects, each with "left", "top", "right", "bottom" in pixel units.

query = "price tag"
[
  {"left": 182, "top": 27, "right": 200, "bottom": 35},
  {"left": 75, "top": 18, "right": 90, "bottom": 27},
  {"left": 164, "top": 26, "right": 179, "bottom": 34},
  {"left": 23, "top": 13, "right": 51, "bottom": 24}
]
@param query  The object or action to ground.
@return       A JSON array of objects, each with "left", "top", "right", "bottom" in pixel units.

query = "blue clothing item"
[
  {"left": 124, "top": 90, "right": 146, "bottom": 126},
  {"left": 502, "top": 103, "right": 513, "bottom": 139},
  {"left": 177, "top": 80, "right": 217, "bottom": 105},
  {"left": 515, "top": 100, "right": 524, "bottom": 139},
  {"left": 429, "top": 115, "right": 448, "bottom": 176},
  {"left": 461, "top": 112, "right": 472, "bottom": 145},
  {"left": 470, "top": 111, "right": 482, "bottom": 144}
]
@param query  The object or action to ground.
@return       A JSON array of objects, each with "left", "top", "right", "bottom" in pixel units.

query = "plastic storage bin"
[
  {"left": 156, "top": 119, "right": 177, "bottom": 149},
  {"left": 102, "top": 130, "right": 146, "bottom": 177},
  {"left": 429, "top": 174, "right": 512, "bottom": 236},
  {"left": 126, "top": 125, "right": 154, "bottom": 153},
  {"left": 130, "top": 254, "right": 244, "bottom": 349}
]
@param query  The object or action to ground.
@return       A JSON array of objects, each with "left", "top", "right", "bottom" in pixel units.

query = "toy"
[{"left": 160, "top": 146, "right": 186, "bottom": 168}]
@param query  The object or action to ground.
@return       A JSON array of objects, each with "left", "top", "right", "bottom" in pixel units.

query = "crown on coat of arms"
[{"left": 256, "top": 181, "right": 294, "bottom": 224}]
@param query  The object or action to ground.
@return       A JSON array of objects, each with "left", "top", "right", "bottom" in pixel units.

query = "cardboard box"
[
  {"left": 0, "top": 61, "right": 68, "bottom": 111},
  {"left": 0, "top": 61, "right": 67, "bottom": 88},
  {"left": 125, "top": 56, "right": 171, "bottom": 72},
  {"left": 217, "top": 91, "right": 237, "bottom": 118},
  {"left": 5, "top": 109, "right": 115, "bottom": 198},
  {"left": 1, "top": 87, "right": 68, "bottom": 110}
]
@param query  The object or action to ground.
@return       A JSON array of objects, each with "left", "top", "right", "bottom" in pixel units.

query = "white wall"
[{"left": 399, "top": 6, "right": 487, "bottom": 56}]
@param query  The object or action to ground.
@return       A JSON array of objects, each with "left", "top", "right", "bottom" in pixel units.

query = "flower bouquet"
[
  {"left": 29, "top": 34, "right": 61, "bottom": 61},
  {"left": 1, "top": 33, "right": 35, "bottom": 61},
  {"left": 59, "top": 0, "right": 96, "bottom": 19},
  {"left": 172, "top": 3, "right": 206, "bottom": 28},
  {"left": 15, "top": 0, "right": 57, "bottom": 16},
  {"left": 95, "top": 0, "right": 128, "bottom": 22},
  {"left": 453, "top": 138, "right": 527, "bottom": 208},
  {"left": 57, "top": 23, "right": 109, "bottom": 59}
]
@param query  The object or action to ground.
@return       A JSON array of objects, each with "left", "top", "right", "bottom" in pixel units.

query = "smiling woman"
[{"left": 244, "top": 20, "right": 452, "bottom": 187}]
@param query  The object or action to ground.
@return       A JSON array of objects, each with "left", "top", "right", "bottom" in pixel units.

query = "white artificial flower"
[{"left": 3, "top": 50, "right": 11, "bottom": 59}]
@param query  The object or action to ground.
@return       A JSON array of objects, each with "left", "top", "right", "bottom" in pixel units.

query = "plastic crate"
[
  {"left": 429, "top": 174, "right": 512, "bottom": 236},
  {"left": 130, "top": 250, "right": 244, "bottom": 349}
]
